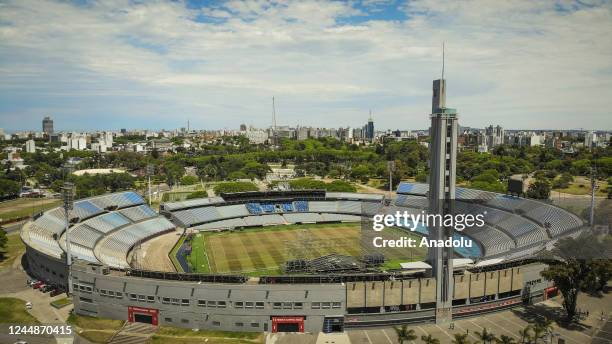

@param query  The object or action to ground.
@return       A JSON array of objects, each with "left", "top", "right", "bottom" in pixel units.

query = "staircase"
[{"left": 109, "top": 322, "right": 157, "bottom": 344}]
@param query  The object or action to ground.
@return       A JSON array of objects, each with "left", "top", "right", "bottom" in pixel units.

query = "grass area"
[
  {"left": 553, "top": 176, "right": 608, "bottom": 196},
  {"left": 0, "top": 298, "right": 40, "bottom": 324},
  {"left": 0, "top": 231, "right": 26, "bottom": 269},
  {"left": 67, "top": 314, "right": 124, "bottom": 331},
  {"left": 50, "top": 297, "right": 72, "bottom": 309},
  {"left": 150, "top": 326, "right": 263, "bottom": 344},
  {"left": 187, "top": 222, "right": 426, "bottom": 274},
  {"left": 169, "top": 234, "right": 187, "bottom": 272},
  {"left": 0, "top": 198, "right": 61, "bottom": 222},
  {"left": 79, "top": 330, "right": 116, "bottom": 343}
]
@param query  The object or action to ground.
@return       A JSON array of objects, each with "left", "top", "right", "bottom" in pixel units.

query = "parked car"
[
  {"left": 33, "top": 281, "right": 44, "bottom": 289},
  {"left": 41, "top": 285, "right": 53, "bottom": 293},
  {"left": 50, "top": 288, "right": 63, "bottom": 297}
]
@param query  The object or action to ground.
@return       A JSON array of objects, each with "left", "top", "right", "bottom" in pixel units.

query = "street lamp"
[{"left": 62, "top": 182, "right": 74, "bottom": 294}]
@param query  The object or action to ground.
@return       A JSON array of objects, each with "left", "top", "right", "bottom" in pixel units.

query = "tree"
[
  {"left": 180, "top": 175, "right": 199, "bottom": 185},
  {"left": 0, "top": 229, "right": 8, "bottom": 260},
  {"left": 452, "top": 333, "right": 471, "bottom": 344},
  {"left": 475, "top": 328, "right": 496, "bottom": 344},
  {"left": 495, "top": 335, "right": 516, "bottom": 344},
  {"left": 518, "top": 326, "right": 532, "bottom": 344},
  {"left": 526, "top": 178, "right": 551, "bottom": 200},
  {"left": 540, "top": 236, "right": 597, "bottom": 321},
  {"left": 394, "top": 325, "right": 417, "bottom": 344},
  {"left": 421, "top": 334, "right": 440, "bottom": 344}
]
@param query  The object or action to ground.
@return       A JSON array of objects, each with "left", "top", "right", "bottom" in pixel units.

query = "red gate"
[
  {"left": 127, "top": 306, "right": 159, "bottom": 326},
  {"left": 271, "top": 316, "right": 304, "bottom": 333}
]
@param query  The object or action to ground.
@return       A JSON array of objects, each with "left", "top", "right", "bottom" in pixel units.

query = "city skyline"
[{"left": 1, "top": 0, "right": 611, "bottom": 131}]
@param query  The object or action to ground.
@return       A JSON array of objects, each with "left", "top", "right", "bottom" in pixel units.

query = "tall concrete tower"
[{"left": 427, "top": 53, "right": 457, "bottom": 324}]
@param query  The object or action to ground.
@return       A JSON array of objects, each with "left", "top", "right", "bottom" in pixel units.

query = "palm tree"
[
  {"left": 394, "top": 325, "right": 417, "bottom": 344},
  {"left": 421, "top": 334, "right": 441, "bottom": 344},
  {"left": 496, "top": 335, "right": 517, "bottom": 344},
  {"left": 452, "top": 333, "right": 471, "bottom": 344},
  {"left": 518, "top": 326, "right": 533, "bottom": 344},
  {"left": 475, "top": 328, "right": 497, "bottom": 344},
  {"left": 531, "top": 325, "right": 547, "bottom": 344}
]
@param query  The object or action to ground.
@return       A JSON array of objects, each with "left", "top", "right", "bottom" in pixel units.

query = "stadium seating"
[
  {"left": 283, "top": 212, "right": 324, "bottom": 223},
  {"left": 119, "top": 205, "right": 158, "bottom": 222},
  {"left": 83, "top": 212, "right": 131, "bottom": 233},
  {"left": 246, "top": 203, "right": 263, "bottom": 214},
  {"left": 463, "top": 225, "right": 515, "bottom": 257},
  {"left": 395, "top": 195, "right": 428, "bottom": 209},
  {"left": 293, "top": 200, "right": 309, "bottom": 212},
  {"left": 216, "top": 204, "right": 250, "bottom": 218},
  {"left": 193, "top": 218, "right": 248, "bottom": 231},
  {"left": 524, "top": 205, "right": 582, "bottom": 237},
  {"left": 95, "top": 217, "right": 175, "bottom": 268},
  {"left": 308, "top": 201, "right": 339, "bottom": 213},
  {"left": 243, "top": 214, "right": 286, "bottom": 226},
  {"left": 89, "top": 191, "right": 144, "bottom": 210},
  {"left": 396, "top": 182, "right": 428, "bottom": 196},
  {"left": 71, "top": 200, "right": 104, "bottom": 220}
]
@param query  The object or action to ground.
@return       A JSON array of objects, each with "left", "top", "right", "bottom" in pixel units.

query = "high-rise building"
[
  {"left": 366, "top": 114, "right": 375, "bottom": 142},
  {"left": 428, "top": 76, "right": 457, "bottom": 325},
  {"left": 42, "top": 116, "right": 54, "bottom": 134},
  {"left": 25, "top": 139, "right": 36, "bottom": 153},
  {"left": 485, "top": 125, "right": 504, "bottom": 149},
  {"left": 584, "top": 131, "right": 597, "bottom": 149}
]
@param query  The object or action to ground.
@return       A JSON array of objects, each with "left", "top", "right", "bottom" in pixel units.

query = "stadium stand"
[
  {"left": 283, "top": 212, "right": 324, "bottom": 223},
  {"left": 293, "top": 200, "right": 309, "bottom": 212},
  {"left": 118, "top": 205, "right": 158, "bottom": 222},
  {"left": 193, "top": 218, "right": 248, "bottom": 231}
]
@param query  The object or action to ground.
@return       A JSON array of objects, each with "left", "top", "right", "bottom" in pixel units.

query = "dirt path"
[{"left": 129, "top": 230, "right": 181, "bottom": 272}]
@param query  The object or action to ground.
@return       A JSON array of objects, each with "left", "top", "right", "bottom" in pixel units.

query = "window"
[
  {"left": 181, "top": 299, "right": 190, "bottom": 306},
  {"left": 321, "top": 302, "right": 331, "bottom": 309},
  {"left": 245, "top": 302, "right": 254, "bottom": 309},
  {"left": 234, "top": 301, "right": 243, "bottom": 308},
  {"left": 115, "top": 292, "right": 122, "bottom": 299},
  {"left": 162, "top": 297, "right": 171, "bottom": 304},
  {"left": 255, "top": 302, "right": 264, "bottom": 309},
  {"left": 129, "top": 294, "right": 137, "bottom": 301},
  {"left": 235, "top": 322, "right": 244, "bottom": 327},
  {"left": 100, "top": 289, "right": 107, "bottom": 296},
  {"left": 79, "top": 297, "right": 93, "bottom": 303},
  {"left": 108, "top": 291, "right": 115, "bottom": 297},
  {"left": 147, "top": 296, "right": 155, "bottom": 303},
  {"left": 294, "top": 302, "right": 303, "bottom": 309},
  {"left": 165, "top": 317, "right": 172, "bottom": 322},
  {"left": 212, "top": 321, "right": 220, "bottom": 327},
  {"left": 198, "top": 300, "right": 206, "bottom": 307},
  {"left": 283, "top": 302, "right": 292, "bottom": 309},
  {"left": 217, "top": 301, "right": 226, "bottom": 308},
  {"left": 311, "top": 302, "right": 320, "bottom": 309},
  {"left": 251, "top": 323, "right": 260, "bottom": 328},
  {"left": 138, "top": 295, "right": 146, "bottom": 302},
  {"left": 181, "top": 319, "right": 189, "bottom": 324},
  {"left": 171, "top": 298, "right": 180, "bottom": 305},
  {"left": 207, "top": 301, "right": 217, "bottom": 308},
  {"left": 332, "top": 302, "right": 341, "bottom": 309},
  {"left": 273, "top": 302, "right": 282, "bottom": 309}
]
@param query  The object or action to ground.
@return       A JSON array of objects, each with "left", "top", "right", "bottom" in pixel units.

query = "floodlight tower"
[
  {"left": 147, "top": 164, "right": 154, "bottom": 206},
  {"left": 427, "top": 43, "right": 456, "bottom": 324},
  {"left": 62, "top": 182, "right": 75, "bottom": 294}
]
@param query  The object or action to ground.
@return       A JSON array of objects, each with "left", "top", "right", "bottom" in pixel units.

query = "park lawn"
[
  {"left": 0, "top": 231, "right": 26, "bottom": 270},
  {"left": 151, "top": 326, "right": 263, "bottom": 344},
  {"left": 553, "top": 176, "right": 608, "bottom": 196},
  {"left": 0, "top": 298, "right": 40, "bottom": 324},
  {"left": 79, "top": 330, "right": 116, "bottom": 343},
  {"left": 0, "top": 198, "right": 61, "bottom": 221},
  {"left": 67, "top": 314, "right": 124, "bottom": 331},
  {"left": 187, "top": 222, "right": 426, "bottom": 274},
  {"left": 50, "top": 297, "right": 72, "bottom": 309}
]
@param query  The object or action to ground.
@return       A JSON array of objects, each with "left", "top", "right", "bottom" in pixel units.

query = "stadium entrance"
[
  {"left": 128, "top": 306, "right": 158, "bottom": 326},
  {"left": 323, "top": 316, "right": 344, "bottom": 333},
  {"left": 271, "top": 316, "right": 304, "bottom": 333}
]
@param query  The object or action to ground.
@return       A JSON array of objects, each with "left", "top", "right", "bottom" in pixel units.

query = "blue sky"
[{"left": 1, "top": 0, "right": 611, "bottom": 132}]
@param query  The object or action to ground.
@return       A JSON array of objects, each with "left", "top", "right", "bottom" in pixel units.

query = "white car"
[{"left": 25, "top": 302, "right": 32, "bottom": 309}]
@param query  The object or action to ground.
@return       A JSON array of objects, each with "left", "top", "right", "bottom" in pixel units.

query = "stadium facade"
[{"left": 20, "top": 183, "right": 585, "bottom": 332}]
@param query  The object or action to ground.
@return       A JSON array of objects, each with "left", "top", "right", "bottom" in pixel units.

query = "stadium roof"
[
  {"left": 326, "top": 192, "right": 384, "bottom": 201},
  {"left": 399, "top": 261, "right": 432, "bottom": 270},
  {"left": 162, "top": 197, "right": 225, "bottom": 211},
  {"left": 474, "top": 258, "right": 505, "bottom": 267}
]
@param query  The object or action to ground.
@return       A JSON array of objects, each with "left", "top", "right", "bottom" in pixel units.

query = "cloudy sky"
[{"left": 1, "top": 0, "right": 611, "bottom": 132}]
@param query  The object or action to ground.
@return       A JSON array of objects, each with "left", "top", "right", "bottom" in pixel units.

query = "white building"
[
  {"left": 91, "top": 141, "right": 107, "bottom": 153},
  {"left": 68, "top": 135, "right": 87, "bottom": 150},
  {"left": 244, "top": 128, "right": 269, "bottom": 144},
  {"left": 584, "top": 131, "right": 597, "bottom": 149},
  {"left": 25, "top": 139, "right": 36, "bottom": 153}
]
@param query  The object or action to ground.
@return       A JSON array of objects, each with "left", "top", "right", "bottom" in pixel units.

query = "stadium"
[{"left": 19, "top": 182, "right": 586, "bottom": 333}]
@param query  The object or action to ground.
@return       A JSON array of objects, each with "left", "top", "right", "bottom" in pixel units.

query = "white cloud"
[{"left": 0, "top": 0, "right": 610, "bottom": 131}]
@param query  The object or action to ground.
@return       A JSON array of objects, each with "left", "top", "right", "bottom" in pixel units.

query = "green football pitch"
[{"left": 185, "top": 222, "right": 427, "bottom": 275}]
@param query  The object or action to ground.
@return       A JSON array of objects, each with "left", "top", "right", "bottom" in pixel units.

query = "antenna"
[
  {"left": 441, "top": 42, "right": 445, "bottom": 80},
  {"left": 272, "top": 96, "right": 277, "bottom": 131}
]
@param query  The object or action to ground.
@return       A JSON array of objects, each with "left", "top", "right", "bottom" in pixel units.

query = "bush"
[
  {"left": 180, "top": 175, "right": 199, "bottom": 185},
  {"left": 213, "top": 181, "right": 258, "bottom": 194},
  {"left": 186, "top": 191, "right": 208, "bottom": 199},
  {"left": 289, "top": 178, "right": 356, "bottom": 192}
]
